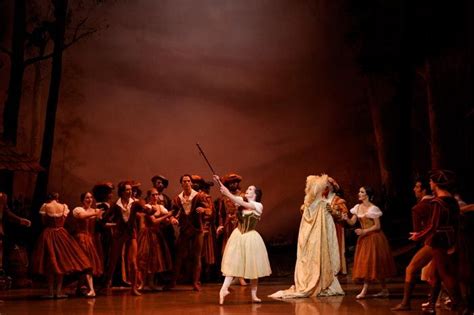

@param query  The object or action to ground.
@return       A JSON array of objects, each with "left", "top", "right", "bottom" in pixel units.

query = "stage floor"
[{"left": 0, "top": 281, "right": 460, "bottom": 314}]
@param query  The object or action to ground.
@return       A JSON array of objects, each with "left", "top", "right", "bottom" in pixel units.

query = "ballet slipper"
[
  {"left": 373, "top": 289, "right": 389, "bottom": 298},
  {"left": 131, "top": 288, "right": 142, "bottom": 296},
  {"left": 356, "top": 292, "right": 366, "bottom": 299},
  {"left": 219, "top": 289, "right": 230, "bottom": 305}
]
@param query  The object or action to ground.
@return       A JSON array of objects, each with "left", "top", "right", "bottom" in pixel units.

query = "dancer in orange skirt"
[
  {"left": 342, "top": 186, "right": 396, "bottom": 299},
  {"left": 33, "top": 193, "right": 91, "bottom": 298},
  {"left": 72, "top": 192, "right": 104, "bottom": 297}
]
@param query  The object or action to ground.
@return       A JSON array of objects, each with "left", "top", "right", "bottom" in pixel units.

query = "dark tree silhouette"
[{"left": 2, "top": 0, "right": 26, "bottom": 145}]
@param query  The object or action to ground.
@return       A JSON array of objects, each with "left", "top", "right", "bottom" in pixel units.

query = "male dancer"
[
  {"left": 326, "top": 177, "right": 349, "bottom": 275},
  {"left": 168, "top": 174, "right": 209, "bottom": 291},
  {"left": 391, "top": 177, "right": 433, "bottom": 311},
  {"left": 103, "top": 181, "right": 142, "bottom": 295}
]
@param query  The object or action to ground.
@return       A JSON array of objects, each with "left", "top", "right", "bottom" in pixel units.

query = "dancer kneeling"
[{"left": 213, "top": 175, "right": 271, "bottom": 305}]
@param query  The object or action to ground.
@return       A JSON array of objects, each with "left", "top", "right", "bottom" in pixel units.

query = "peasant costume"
[
  {"left": 33, "top": 203, "right": 91, "bottom": 276},
  {"left": 350, "top": 204, "right": 396, "bottom": 281}
]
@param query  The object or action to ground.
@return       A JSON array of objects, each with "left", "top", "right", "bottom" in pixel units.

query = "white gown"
[{"left": 269, "top": 195, "right": 344, "bottom": 298}]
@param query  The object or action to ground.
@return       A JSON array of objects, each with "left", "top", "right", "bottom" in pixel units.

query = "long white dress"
[
  {"left": 269, "top": 194, "right": 344, "bottom": 298},
  {"left": 220, "top": 200, "right": 272, "bottom": 279}
]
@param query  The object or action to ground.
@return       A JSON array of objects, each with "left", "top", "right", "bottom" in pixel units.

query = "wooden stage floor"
[{"left": 0, "top": 281, "right": 460, "bottom": 314}]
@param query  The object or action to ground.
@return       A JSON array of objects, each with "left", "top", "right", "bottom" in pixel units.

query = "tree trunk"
[
  {"left": 424, "top": 59, "right": 441, "bottom": 169},
  {"left": 32, "top": 0, "right": 68, "bottom": 211},
  {"left": 366, "top": 75, "right": 393, "bottom": 195},
  {"left": 2, "top": 0, "right": 26, "bottom": 145}
]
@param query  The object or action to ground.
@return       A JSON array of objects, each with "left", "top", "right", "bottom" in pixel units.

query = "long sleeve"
[{"left": 412, "top": 202, "right": 441, "bottom": 243}]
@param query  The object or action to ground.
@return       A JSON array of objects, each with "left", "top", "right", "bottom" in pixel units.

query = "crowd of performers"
[
  {"left": 0, "top": 169, "right": 473, "bottom": 313},
  {"left": 25, "top": 173, "right": 256, "bottom": 298}
]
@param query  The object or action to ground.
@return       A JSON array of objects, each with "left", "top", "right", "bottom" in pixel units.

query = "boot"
[
  {"left": 422, "top": 283, "right": 441, "bottom": 314},
  {"left": 446, "top": 286, "right": 464, "bottom": 311},
  {"left": 192, "top": 263, "right": 202, "bottom": 291},
  {"left": 391, "top": 282, "right": 415, "bottom": 311}
]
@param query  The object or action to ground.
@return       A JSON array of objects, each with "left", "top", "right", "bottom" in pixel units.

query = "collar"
[
  {"left": 116, "top": 198, "right": 134, "bottom": 211},
  {"left": 178, "top": 189, "right": 198, "bottom": 203}
]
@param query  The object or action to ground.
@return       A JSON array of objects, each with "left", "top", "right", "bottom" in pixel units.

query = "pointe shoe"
[
  {"left": 252, "top": 297, "right": 262, "bottom": 303},
  {"left": 356, "top": 292, "right": 367, "bottom": 299},
  {"left": 55, "top": 293, "right": 68, "bottom": 299},
  {"left": 86, "top": 290, "right": 96, "bottom": 298},
  {"left": 219, "top": 289, "right": 230, "bottom": 305},
  {"left": 193, "top": 283, "right": 201, "bottom": 292},
  {"left": 373, "top": 289, "right": 389, "bottom": 298},
  {"left": 131, "top": 288, "right": 142, "bottom": 296}
]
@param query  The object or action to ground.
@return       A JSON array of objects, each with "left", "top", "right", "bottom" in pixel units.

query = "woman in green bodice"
[{"left": 213, "top": 175, "right": 272, "bottom": 305}]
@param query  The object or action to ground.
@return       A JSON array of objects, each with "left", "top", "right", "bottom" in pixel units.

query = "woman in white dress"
[{"left": 213, "top": 175, "right": 272, "bottom": 305}]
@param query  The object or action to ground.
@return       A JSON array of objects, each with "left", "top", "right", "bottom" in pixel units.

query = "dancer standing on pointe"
[{"left": 213, "top": 175, "right": 272, "bottom": 305}]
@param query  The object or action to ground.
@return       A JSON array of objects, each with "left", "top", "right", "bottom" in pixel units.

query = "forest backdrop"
[{"left": 1, "top": 0, "right": 472, "bottom": 244}]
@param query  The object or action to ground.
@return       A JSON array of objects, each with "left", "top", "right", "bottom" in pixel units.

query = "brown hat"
[
  {"left": 221, "top": 173, "right": 243, "bottom": 185},
  {"left": 151, "top": 175, "right": 169, "bottom": 188},
  {"left": 191, "top": 175, "right": 203, "bottom": 183},
  {"left": 429, "top": 169, "right": 456, "bottom": 191},
  {"left": 130, "top": 180, "right": 141, "bottom": 188},
  {"left": 201, "top": 179, "right": 214, "bottom": 189},
  {"left": 92, "top": 182, "right": 114, "bottom": 202}
]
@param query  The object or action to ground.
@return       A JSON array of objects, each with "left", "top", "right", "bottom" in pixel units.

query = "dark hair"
[
  {"left": 254, "top": 186, "right": 263, "bottom": 202},
  {"left": 180, "top": 174, "right": 193, "bottom": 183},
  {"left": 146, "top": 188, "right": 158, "bottom": 199},
  {"left": 361, "top": 186, "right": 375, "bottom": 202},
  {"left": 92, "top": 184, "right": 113, "bottom": 202},
  {"left": 80, "top": 192, "right": 93, "bottom": 203},
  {"left": 46, "top": 192, "right": 59, "bottom": 202},
  {"left": 117, "top": 181, "right": 132, "bottom": 197},
  {"left": 414, "top": 176, "right": 432, "bottom": 195},
  {"left": 132, "top": 186, "right": 142, "bottom": 198}
]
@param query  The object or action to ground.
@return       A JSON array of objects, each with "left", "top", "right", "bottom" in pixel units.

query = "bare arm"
[
  {"left": 213, "top": 175, "right": 255, "bottom": 210},
  {"left": 356, "top": 217, "right": 380, "bottom": 236},
  {"left": 74, "top": 208, "right": 103, "bottom": 219},
  {"left": 150, "top": 212, "right": 174, "bottom": 225},
  {"left": 4, "top": 208, "right": 31, "bottom": 227},
  {"left": 343, "top": 213, "right": 358, "bottom": 225},
  {"left": 461, "top": 204, "right": 474, "bottom": 213}
]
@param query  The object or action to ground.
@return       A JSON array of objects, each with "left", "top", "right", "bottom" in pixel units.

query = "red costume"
[
  {"left": 170, "top": 190, "right": 208, "bottom": 290},
  {"left": 33, "top": 206, "right": 91, "bottom": 276}
]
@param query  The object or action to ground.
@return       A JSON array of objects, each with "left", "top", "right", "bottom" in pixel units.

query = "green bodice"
[{"left": 237, "top": 212, "right": 260, "bottom": 233}]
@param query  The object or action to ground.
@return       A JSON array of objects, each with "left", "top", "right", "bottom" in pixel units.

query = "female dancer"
[
  {"left": 137, "top": 188, "right": 173, "bottom": 290},
  {"left": 342, "top": 186, "right": 396, "bottom": 299},
  {"left": 213, "top": 175, "right": 271, "bottom": 305},
  {"left": 72, "top": 192, "right": 104, "bottom": 297},
  {"left": 33, "top": 193, "right": 91, "bottom": 298}
]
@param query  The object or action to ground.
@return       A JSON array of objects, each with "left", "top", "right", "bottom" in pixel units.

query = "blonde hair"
[{"left": 302, "top": 174, "right": 328, "bottom": 211}]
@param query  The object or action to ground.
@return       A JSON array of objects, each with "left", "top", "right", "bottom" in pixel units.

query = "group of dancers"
[{"left": 1, "top": 168, "right": 472, "bottom": 312}]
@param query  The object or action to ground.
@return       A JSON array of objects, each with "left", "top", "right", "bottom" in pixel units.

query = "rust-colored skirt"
[
  {"left": 352, "top": 231, "right": 396, "bottom": 282},
  {"left": 75, "top": 232, "right": 103, "bottom": 276},
  {"left": 137, "top": 228, "right": 172, "bottom": 274},
  {"left": 202, "top": 230, "right": 216, "bottom": 265},
  {"left": 32, "top": 227, "right": 91, "bottom": 276}
]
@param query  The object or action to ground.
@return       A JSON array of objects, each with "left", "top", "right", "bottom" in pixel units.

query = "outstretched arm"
[{"left": 213, "top": 175, "right": 256, "bottom": 210}]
